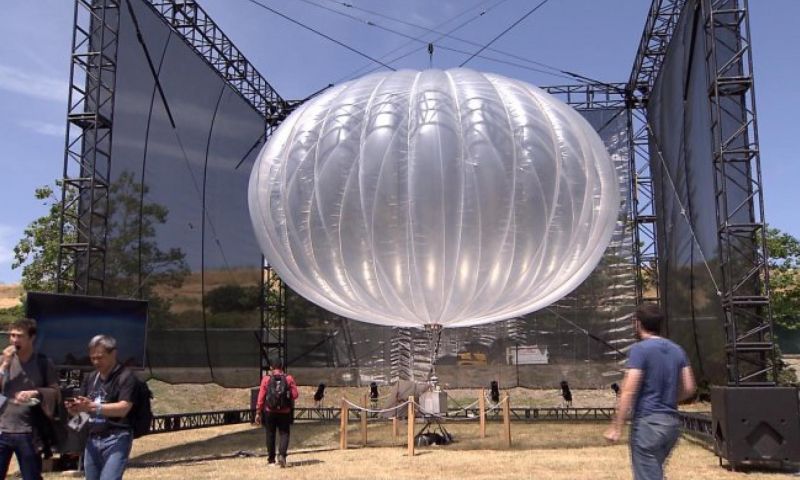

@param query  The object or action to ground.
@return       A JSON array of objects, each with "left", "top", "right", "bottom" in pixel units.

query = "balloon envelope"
[{"left": 249, "top": 68, "right": 620, "bottom": 328}]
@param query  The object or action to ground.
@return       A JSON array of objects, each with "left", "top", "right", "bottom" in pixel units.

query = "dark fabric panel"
[
  {"left": 649, "top": 0, "right": 728, "bottom": 385},
  {"left": 106, "top": 0, "right": 264, "bottom": 387}
]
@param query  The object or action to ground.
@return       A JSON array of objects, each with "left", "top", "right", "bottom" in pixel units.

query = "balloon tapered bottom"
[{"left": 424, "top": 324, "right": 443, "bottom": 389}]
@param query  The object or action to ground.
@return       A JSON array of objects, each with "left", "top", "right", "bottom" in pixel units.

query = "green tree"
[
  {"left": 11, "top": 185, "right": 70, "bottom": 293},
  {"left": 103, "top": 171, "right": 189, "bottom": 299},
  {"left": 11, "top": 174, "right": 189, "bottom": 312},
  {"left": 766, "top": 226, "right": 800, "bottom": 329},
  {"left": 205, "top": 284, "right": 260, "bottom": 314}
]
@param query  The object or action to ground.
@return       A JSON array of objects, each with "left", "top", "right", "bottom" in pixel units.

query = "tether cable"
[
  {"left": 243, "top": 0, "right": 396, "bottom": 71},
  {"left": 638, "top": 110, "right": 722, "bottom": 298},
  {"left": 321, "top": 0, "right": 621, "bottom": 90},
  {"left": 459, "top": 0, "right": 553, "bottom": 67}
]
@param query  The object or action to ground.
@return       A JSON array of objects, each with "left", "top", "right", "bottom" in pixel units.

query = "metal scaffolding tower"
[
  {"left": 701, "top": 0, "right": 776, "bottom": 385},
  {"left": 626, "top": 0, "right": 687, "bottom": 306},
  {"left": 628, "top": 0, "right": 776, "bottom": 385},
  {"left": 57, "top": 0, "right": 121, "bottom": 296}
]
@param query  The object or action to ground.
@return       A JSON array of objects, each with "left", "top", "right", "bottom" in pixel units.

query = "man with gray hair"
[{"left": 65, "top": 335, "right": 137, "bottom": 480}]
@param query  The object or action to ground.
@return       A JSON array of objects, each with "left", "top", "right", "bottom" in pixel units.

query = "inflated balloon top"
[{"left": 249, "top": 68, "right": 619, "bottom": 329}]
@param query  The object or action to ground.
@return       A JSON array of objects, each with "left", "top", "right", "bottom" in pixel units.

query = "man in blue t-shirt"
[{"left": 604, "top": 304, "right": 696, "bottom": 480}]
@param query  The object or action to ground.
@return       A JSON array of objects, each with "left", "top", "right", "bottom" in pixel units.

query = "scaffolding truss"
[
  {"left": 57, "top": 0, "right": 121, "bottom": 295},
  {"left": 541, "top": 83, "right": 627, "bottom": 110},
  {"left": 261, "top": 264, "right": 287, "bottom": 375},
  {"left": 626, "top": 0, "right": 688, "bottom": 307},
  {"left": 144, "top": 0, "right": 286, "bottom": 123},
  {"left": 701, "top": 0, "right": 775, "bottom": 385}
]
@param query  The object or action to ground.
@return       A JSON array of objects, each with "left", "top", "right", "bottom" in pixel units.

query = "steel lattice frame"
[
  {"left": 626, "top": 0, "right": 687, "bottom": 307},
  {"left": 701, "top": 0, "right": 775, "bottom": 385},
  {"left": 261, "top": 264, "right": 287, "bottom": 375},
  {"left": 145, "top": 0, "right": 286, "bottom": 121},
  {"left": 56, "top": 0, "right": 290, "bottom": 379},
  {"left": 628, "top": 0, "right": 776, "bottom": 385},
  {"left": 57, "top": 0, "right": 121, "bottom": 295}
]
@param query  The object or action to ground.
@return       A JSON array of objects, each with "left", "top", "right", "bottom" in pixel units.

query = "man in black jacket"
[{"left": 66, "top": 335, "right": 136, "bottom": 480}]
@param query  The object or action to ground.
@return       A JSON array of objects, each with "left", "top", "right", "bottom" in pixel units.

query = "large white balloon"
[{"left": 249, "top": 68, "right": 619, "bottom": 328}]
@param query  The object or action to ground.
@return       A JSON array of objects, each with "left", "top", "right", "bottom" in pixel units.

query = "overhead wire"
[
  {"left": 333, "top": 0, "right": 511, "bottom": 82},
  {"left": 459, "top": 0, "right": 553, "bottom": 67},
  {"left": 325, "top": 0, "right": 601, "bottom": 84},
  {"left": 637, "top": 109, "right": 722, "bottom": 298},
  {"left": 243, "top": 0, "right": 396, "bottom": 71},
  {"left": 544, "top": 305, "right": 630, "bottom": 358},
  {"left": 300, "top": 0, "right": 589, "bottom": 85},
  {"left": 240, "top": 0, "right": 606, "bottom": 89}
]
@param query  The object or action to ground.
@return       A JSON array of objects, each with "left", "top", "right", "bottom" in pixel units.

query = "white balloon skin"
[{"left": 249, "top": 68, "right": 619, "bottom": 329}]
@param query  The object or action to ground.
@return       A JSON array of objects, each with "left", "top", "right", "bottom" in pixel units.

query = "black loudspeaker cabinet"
[{"left": 711, "top": 386, "right": 800, "bottom": 465}]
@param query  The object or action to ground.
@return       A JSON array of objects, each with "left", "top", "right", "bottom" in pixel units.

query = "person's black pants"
[{"left": 264, "top": 412, "right": 291, "bottom": 462}]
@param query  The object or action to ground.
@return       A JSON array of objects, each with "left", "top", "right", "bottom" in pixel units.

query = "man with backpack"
[
  {"left": 255, "top": 359, "right": 298, "bottom": 468},
  {"left": 0, "top": 318, "right": 59, "bottom": 480},
  {"left": 65, "top": 335, "right": 145, "bottom": 480}
]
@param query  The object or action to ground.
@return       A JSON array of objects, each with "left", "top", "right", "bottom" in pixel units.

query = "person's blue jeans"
[
  {"left": 0, "top": 432, "right": 41, "bottom": 480},
  {"left": 629, "top": 413, "right": 681, "bottom": 480},
  {"left": 83, "top": 430, "right": 133, "bottom": 480}
]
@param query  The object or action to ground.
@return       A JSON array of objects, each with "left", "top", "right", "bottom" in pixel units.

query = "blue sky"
[{"left": 0, "top": 0, "right": 797, "bottom": 284}]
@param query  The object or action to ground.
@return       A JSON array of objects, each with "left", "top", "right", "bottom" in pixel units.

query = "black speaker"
[{"left": 711, "top": 386, "right": 800, "bottom": 465}]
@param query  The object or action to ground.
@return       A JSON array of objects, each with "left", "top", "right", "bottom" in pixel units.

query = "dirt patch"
[{"left": 0, "top": 284, "right": 22, "bottom": 309}]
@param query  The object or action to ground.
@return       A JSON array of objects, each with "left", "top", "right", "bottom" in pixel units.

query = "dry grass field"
[
  {"left": 0, "top": 283, "right": 21, "bottom": 309},
  {"left": 0, "top": 384, "right": 780, "bottom": 479},
  {"left": 88, "top": 421, "right": 794, "bottom": 480},
  {"left": 24, "top": 385, "right": 791, "bottom": 479}
]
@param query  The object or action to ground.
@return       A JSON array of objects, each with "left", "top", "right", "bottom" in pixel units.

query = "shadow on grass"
[
  {"left": 129, "top": 421, "right": 623, "bottom": 469},
  {"left": 130, "top": 423, "right": 338, "bottom": 468}
]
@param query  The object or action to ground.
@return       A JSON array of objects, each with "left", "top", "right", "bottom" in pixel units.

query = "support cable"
[
  {"left": 544, "top": 306, "right": 629, "bottom": 358},
  {"left": 303, "top": 0, "right": 564, "bottom": 76},
  {"left": 459, "top": 0, "right": 552, "bottom": 67},
  {"left": 333, "top": 0, "right": 512, "bottom": 83},
  {"left": 243, "top": 0, "right": 396, "bottom": 71},
  {"left": 135, "top": 31, "right": 174, "bottom": 299},
  {"left": 298, "top": 0, "right": 591, "bottom": 85},
  {"left": 639, "top": 111, "right": 722, "bottom": 297},
  {"left": 321, "top": 0, "right": 622, "bottom": 91}
]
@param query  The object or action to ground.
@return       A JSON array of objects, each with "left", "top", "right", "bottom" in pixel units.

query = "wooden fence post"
[
  {"left": 362, "top": 394, "right": 368, "bottom": 445},
  {"left": 502, "top": 395, "right": 511, "bottom": 447},
  {"left": 407, "top": 396, "right": 415, "bottom": 457},
  {"left": 479, "top": 389, "right": 486, "bottom": 438},
  {"left": 340, "top": 398, "right": 348, "bottom": 450}
]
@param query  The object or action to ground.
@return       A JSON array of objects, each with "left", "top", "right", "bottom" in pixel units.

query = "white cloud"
[
  {"left": 19, "top": 120, "right": 64, "bottom": 138},
  {"left": 0, "top": 64, "right": 67, "bottom": 103}
]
